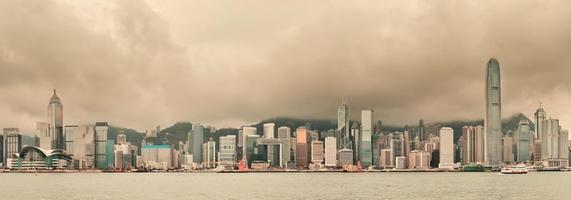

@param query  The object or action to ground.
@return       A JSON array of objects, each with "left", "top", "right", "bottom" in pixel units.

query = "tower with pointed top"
[
  {"left": 484, "top": 58, "right": 502, "bottom": 167},
  {"left": 48, "top": 89, "right": 64, "bottom": 149}
]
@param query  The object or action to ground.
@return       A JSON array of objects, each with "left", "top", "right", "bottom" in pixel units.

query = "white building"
[
  {"left": 395, "top": 156, "right": 406, "bottom": 169},
  {"left": 439, "top": 127, "right": 455, "bottom": 169},
  {"left": 219, "top": 135, "right": 236, "bottom": 169},
  {"left": 324, "top": 137, "right": 337, "bottom": 167}
]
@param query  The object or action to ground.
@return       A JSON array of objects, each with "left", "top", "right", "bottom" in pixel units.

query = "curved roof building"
[{"left": 8, "top": 146, "right": 73, "bottom": 170}]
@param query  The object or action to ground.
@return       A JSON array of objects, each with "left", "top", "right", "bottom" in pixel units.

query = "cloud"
[{"left": 1, "top": 0, "right": 571, "bottom": 132}]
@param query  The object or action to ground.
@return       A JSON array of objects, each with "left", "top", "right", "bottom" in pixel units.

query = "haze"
[{"left": 1, "top": 0, "right": 571, "bottom": 132}]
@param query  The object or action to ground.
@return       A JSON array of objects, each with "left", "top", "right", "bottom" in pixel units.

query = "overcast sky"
[{"left": 1, "top": 0, "right": 571, "bottom": 132}]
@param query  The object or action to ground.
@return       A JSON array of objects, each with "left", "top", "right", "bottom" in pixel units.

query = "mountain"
[{"left": 111, "top": 113, "right": 534, "bottom": 149}]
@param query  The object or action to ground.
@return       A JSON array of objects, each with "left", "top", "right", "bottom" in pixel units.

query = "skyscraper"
[
  {"left": 95, "top": 122, "right": 109, "bottom": 169},
  {"left": 311, "top": 140, "right": 324, "bottom": 164},
  {"left": 360, "top": 110, "right": 373, "bottom": 167},
  {"left": 534, "top": 106, "right": 547, "bottom": 140},
  {"left": 3, "top": 128, "right": 22, "bottom": 166},
  {"left": 501, "top": 135, "right": 514, "bottom": 163},
  {"left": 419, "top": 119, "right": 426, "bottom": 142},
  {"left": 337, "top": 99, "right": 352, "bottom": 150},
  {"left": 515, "top": 120, "right": 532, "bottom": 162},
  {"left": 48, "top": 89, "right": 64, "bottom": 150},
  {"left": 485, "top": 58, "right": 502, "bottom": 167},
  {"left": 295, "top": 127, "right": 309, "bottom": 169},
  {"left": 188, "top": 124, "right": 204, "bottom": 164},
  {"left": 324, "top": 137, "right": 337, "bottom": 167},
  {"left": 439, "top": 127, "right": 454, "bottom": 169},
  {"left": 219, "top": 135, "right": 236, "bottom": 169}
]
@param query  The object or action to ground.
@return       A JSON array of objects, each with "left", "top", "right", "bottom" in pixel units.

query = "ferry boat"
[
  {"left": 462, "top": 164, "right": 485, "bottom": 172},
  {"left": 501, "top": 164, "right": 529, "bottom": 174}
]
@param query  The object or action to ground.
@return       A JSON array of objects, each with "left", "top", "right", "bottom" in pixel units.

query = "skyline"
[{"left": 2, "top": 0, "right": 571, "bottom": 131}]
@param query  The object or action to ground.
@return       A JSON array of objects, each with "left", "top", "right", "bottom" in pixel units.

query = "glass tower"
[
  {"left": 484, "top": 58, "right": 502, "bottom": 167},
  {"left": 48, "top": 89, "right": 64, "bottom": 150}
]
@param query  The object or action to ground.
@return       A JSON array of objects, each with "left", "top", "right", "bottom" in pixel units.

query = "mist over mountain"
[{"left": 108, "top": 113, "right": 534, "bottom": 149}]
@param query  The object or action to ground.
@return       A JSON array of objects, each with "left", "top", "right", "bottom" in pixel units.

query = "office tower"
[
  {"left": 237, "top": 130, "right": 243, "bottom": 148},
  {"left": 324, "top": 137, "right": 337, "bottom": 167},
  {"left": 535, "top": 106, "right": 547, "bottom": 140},
  {"left": 438, "top": 127, "right": 454, "bottom": 169},
  {"left": 403, "top": 130, "right": 411, "bottom": 168},
  {"left": 241, "top": 127, "right": 257, "bottom": 159},
  {"left": 244, "top": 134, "right": 260, "bottom": 166},
  {"left": 559, "top": 130, "right": 569, "bottom": 161},
  {"left": 3, "top": 128, "right": 22, "bottom": 166},
  {"left": 311, "top": 141, "right": 324, "bottom": 164},
  {"left": 114, "top": 134, "right": 134, "bottom": 170},
  {"left": 188, "top": 124, "right": 204, "bottom": 164},
  {"left": 360, "top": 110, "right": 373, "bottom": 167},
  {"left": 64, "top": 125, "right": 78, "bottom": 156},
  {"left": 337, "top": 100, "right": 354, "bottom": 156},
  {"left": 296, "top": 127, "right": 309, "bottom": 168},
  {"left": 372, "top": 133, "right": 380, "bottom": 167},
  {"left": 202, "top": 138, "right": 216, "bottom": 169},
  {"left": 474, "top": 125, "right": 485, "bottom": 163},
  {"left": 263, "top": 123, "right": 275, "bottom": 139},
  {"left": 408, "top": 150, "right": 431, "bottom": 169},
  {"left": 501, "top": 135, "right": 514, "bottom": 163},
  {"left": 351, "top": 123, "right": 360, "bottom": 164},
  {"left": 413, "top": 136, "right": 421, "bottom": 151},
  {"left": 390, "top": 132, "right": 404, "bottom": 167},
  {"left": 533, "top": 140, "right": 542, "bottom": 162},
  {"left": 263, "top": 123, "right": 278, "bottom": 165},
  {"left": 47, "top": 89, "right": 64, "bottom": 150},
  {"left": 461, "top": 126, "right": 476, "bottom": 164},
  {"left": 515, "top": 120, "right": 532, "bottom": 162},
  {"left": 141, "top": 145, "right": 172, "bottom": 170},
  {"left": 543, "top": 119, "right": 560, "bottom": 159},
  {"left": 37, "top": 122, "right": 51, "bottom": 150},
  {"left": 94, "top": 122, "right": 109, "bottom": 169},
  {"left": 419, "top": 119, "right": 426, "bottom": 142},
  {"left": 484, "top": 58, "right": 502, "bottom": 167},
  {"left": 219, "top": 135, "right": 236, "bottom": 169},
  {"left": 277, "top": 126, "right": 291, "bottom": 139},
  {"left": 379, "top": 149, "right": 392, "bottom": 168}
]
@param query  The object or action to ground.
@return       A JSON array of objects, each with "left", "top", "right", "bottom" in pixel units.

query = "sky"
[{"left": 1, "top": 0, "right": 571, "bottom": 132}]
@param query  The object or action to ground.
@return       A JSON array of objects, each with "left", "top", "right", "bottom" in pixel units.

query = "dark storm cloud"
[{"left": 1, "top": 0, "right": 571, "bottom": 131}]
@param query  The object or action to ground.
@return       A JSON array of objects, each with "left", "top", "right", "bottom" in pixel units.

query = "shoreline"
[{"left": 1, "top": 169, "right": 569, "bottom": 174}]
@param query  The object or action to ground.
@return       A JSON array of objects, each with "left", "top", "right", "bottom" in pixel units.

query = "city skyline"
[{"left": 2, "top": 1, "right": 571, "bottom": 132}]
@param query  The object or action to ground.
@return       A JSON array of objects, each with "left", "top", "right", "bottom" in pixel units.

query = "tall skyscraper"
[
  {"left": 188, "top": 124, "right": 204, "bottom": 164},
  {"left": 48, "top": 89, "right": 64, "bottom": 150},
  {"left": 543, "top": 118, "right": 560, "bottom": 159},
  {"left": 311, "top": 140, "right": 324, "bottom": 164},
  {"left": 337, "top": 99, "right": 352, "bottom": 150},
  {"left": 419, "top": 119, "right": 426, "bottom": 142},
  {"left": 295, "top": 127, "right": 309, "bottom": 169},
  {"left": 534, "top": 106, "right": 547, "bottom": 140},
  {"left": 95, "top": 122, "right": 109, "bottom": 169},
  {"left": 485, "top": 58, "right": 502, "bottom": 167},
  {"left": 461, "top": 126, "right": 476, "bottom": 164},
  {"left": 439, "top": 127, "right": 454, "bottom": 169},
  {"left": 501, "top": 135, "right": 514, "bottom": 163},
  {"left": 515, "top": 120, "right": 532, "bottom": 162},
  {"left": 202, "top": 138, "right": 216, "bottom": 168},
  {"left": 360, "top": 110, "right": 373, "bottom": 167}
]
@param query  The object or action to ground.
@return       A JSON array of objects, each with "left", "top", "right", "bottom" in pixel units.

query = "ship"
[
  {"left": 500, "top": 164, "right": 529, "bottom": 174},
  {"left": 462, "top": 164, "right": 485, "bottom": 172}
]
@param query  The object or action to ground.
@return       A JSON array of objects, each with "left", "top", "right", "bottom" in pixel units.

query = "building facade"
[{"left": 484, "top": 58, "right": 502, "bottom": 167}]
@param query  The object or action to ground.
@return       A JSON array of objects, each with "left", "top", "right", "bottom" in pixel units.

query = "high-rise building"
[
  {"left": 408, "top": 150, "right": 431, "bottom": 169},
  {"left": 337, "top": 98, "right": 350, "bottom": 142},
  {"left": 360, "top": 110, "right": 373, "bottom": 167},
  {"left": 64, "top": 125, "right": 78, "bottom": 156},
  {"left": 324, "top": 137, "right": 337, "bottom": 167},
  {"left": 141, "top": 145, "right": 172, "bottom": 170},
  {"left": 403, "top": 130, "right": 411, "bottom": 168},
  {"left": 37, "top": 122, "right": 51, "bottom": 150},
  {"left": 241, "top": 127, "right": 257, "bottom": 159},
  {"left": 188, "top": 124, "right": 204, "bottom": 164},
  {"left": 202, "top": 138, "right": 216, "bottom": 169},
  {"left": 419, "top": 119, "right": 426, "bottom": 142},
  {"left": 311, "top": 141, "right": 324, "bottom": 164},
  {"left": 484, "top": 58, "right": 502, "bottom": 167},
  {"left": 219, "top": 135, "right": 236, "bottom": 169},
  {"left": 390, "top": 132, "right": 404, "bottom": 167},
  {"left": 501, "top": 135, "right": 514, "bottom": 163},
  {"left": 48, "top": 89, "right": 64, "bottom": 150},
  {"left": 543, "top": 118, "right": 560, "bottom": 159},
  {"left": 263, "top": 123, "right": 279, "bottom": 165},
  {"left": 439, "top": 127, "right": 454, "bottom": 169},
  {"left": 515, "top": 120, "right": 532, "bottom": 162},
  {"left": 95, "top": 122, "right": 109, "bottom": 170},
  {"left": 535, "top": 106, "right": 547, "bottom": 140},
  {"left": 379, "top": 149, "right": 392, "bottom": 168},
  {"left": 3, "top": 128, "right": 22, "bottom": 166},
  {"left": 244, "top": 134, "right": 260, "bottom": 166},
  {"left": 559, "top": 130, "right": 569, "bottom": 161},
  {"left": 351, "top": 123, "right": 360, "bottom": 164},
  {"left": 461, "top": 126, "right": 485, "bottom": 164},
  {"left": 295, "top": 127, "right": 309, "bottom": 168}
]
